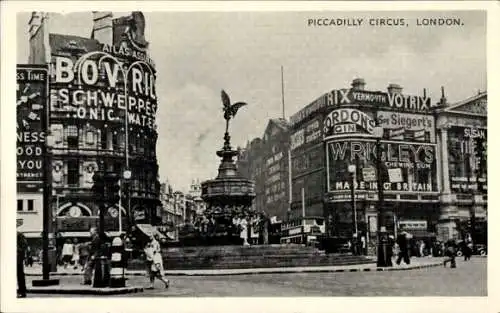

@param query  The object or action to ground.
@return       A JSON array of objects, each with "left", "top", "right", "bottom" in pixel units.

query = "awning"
[
  {"left": 23, "top": 232, "right": 42, "bottom": 239},
  {"left": 106, "top": 231, "right": 125, "bottom": 238},
  {"left": 135, "top": 224, "right": 166, "bottom": 240},
  {"left": 405, "top": 230, "right": 436, "bottom": 239},
  {"left": 59, "top": 231, "right": 90, "bottom": 237}
]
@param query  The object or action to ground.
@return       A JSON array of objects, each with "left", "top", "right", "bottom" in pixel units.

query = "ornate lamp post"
[
  {"left": 347, "top": 164, "right": 358, "bottom": 237},
  {"left": 373, "top": 126, "right": 391, "bottom": 267}
]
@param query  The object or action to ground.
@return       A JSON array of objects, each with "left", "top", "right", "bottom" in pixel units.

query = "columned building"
[
  {"left": 435, "top": 91, "right": 487, "bottom": 242},
  {"left": 22, "top": 11, "right": 161, "bottom": 239}
]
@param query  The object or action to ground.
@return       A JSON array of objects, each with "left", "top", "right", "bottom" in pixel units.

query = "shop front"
[{"left": 321, "top": 82, "right": 440, "bottom": 254}]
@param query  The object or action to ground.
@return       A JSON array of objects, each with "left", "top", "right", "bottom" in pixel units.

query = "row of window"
[
  {"left": 51, "top": 124, "right": 157, "bottom": 158},
  {"left": 17, "top": 199, "right": 35, "bottom": 212}
]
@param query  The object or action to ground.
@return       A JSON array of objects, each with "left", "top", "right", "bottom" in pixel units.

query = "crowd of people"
[
  {"left": 16, "top": 224, "right": 478, "bottom": 296},
  {"left": 188, "top": 212, "right": 271, "bottom": 245}
]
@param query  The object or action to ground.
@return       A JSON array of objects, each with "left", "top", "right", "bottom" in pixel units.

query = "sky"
[{"left": 17, "top": 11, "right": 486, "bottom": 192}]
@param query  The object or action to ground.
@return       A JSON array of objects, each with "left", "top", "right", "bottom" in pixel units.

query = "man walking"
[
  {"left": 17, "top": 231, "right": 28, "bottom": 298},
  {"left": 444, "top": 239, "right": 457, "bottom": 268},
  {"left": 82, "top": 227, "right": 100, "bottom": 285},
  {"left": 396, "top": 232, "right": 410, "bottom": 265}
]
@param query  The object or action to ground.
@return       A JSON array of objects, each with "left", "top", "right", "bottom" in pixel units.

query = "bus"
[{"left": 280, "top": 216, "right": 325, "bottom": 244}]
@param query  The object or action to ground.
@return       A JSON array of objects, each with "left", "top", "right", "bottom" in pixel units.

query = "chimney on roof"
[
  {"left": 28, "top": 12, "right": 50, "bottom": 64},
  {"left": 351, "top": 78, "right": 366, "bottom": 90},
  {"left": 91, "top": 12, "right": 113, "bottom": 45},
  {"left": 387, "top": 83, "right": 403, "bottom": 94},
  {"left": 439, "top": 86, "right": 448, "bottom": 106}
]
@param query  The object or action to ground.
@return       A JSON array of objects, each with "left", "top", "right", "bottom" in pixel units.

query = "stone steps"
[{"left": 127, "top": 244, "right": 374, "bottom": 270}]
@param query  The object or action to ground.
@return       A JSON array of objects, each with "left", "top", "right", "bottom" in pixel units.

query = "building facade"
[
  {"left": 284, "top": 78, "right": 487, "bottom": 244},
  {"left": 435, "top": 91, "right": 487, "bottom": 242},
  {"left": 237, "top": 118, "right": 291, "bottom": 220},
  {"left": 19, "top": 12, "right": 161, "bottom": 239}
]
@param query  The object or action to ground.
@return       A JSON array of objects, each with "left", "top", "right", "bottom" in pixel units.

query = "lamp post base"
[
  {"left": 93, "top": 256, "right": 111, "bottom": 288},
  {"left": 32, "top": 279, "right": 60, "bottom": 287}
]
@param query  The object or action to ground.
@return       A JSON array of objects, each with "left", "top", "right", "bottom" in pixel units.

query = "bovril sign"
[
  {"left": 323, "top": 108, "right": 376, "bottom": 136},
  {"left": 51, "top": 52, "right": 157, "bottom": 130}
]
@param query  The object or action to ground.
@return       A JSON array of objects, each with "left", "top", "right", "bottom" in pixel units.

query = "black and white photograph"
[{"left": 1, "top": 2, "right": 498, "bottom": 313}]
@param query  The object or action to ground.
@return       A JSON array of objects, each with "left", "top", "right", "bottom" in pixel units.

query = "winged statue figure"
[{"left": 221, "top": 89, "right": 247, "bottom": 135}]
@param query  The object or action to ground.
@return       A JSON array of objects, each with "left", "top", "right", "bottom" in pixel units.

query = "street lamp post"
[
  {"left": 120, "top": 170, "right": 132, "bottom": 234},
  {"left": 373, "top": 126, "right": 391, "bottom": 267},
  {"left": 348, "top": 164, "right": 358, "bottom": 236}
]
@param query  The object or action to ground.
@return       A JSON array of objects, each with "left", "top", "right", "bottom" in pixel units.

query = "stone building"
[
  {"left": 18, "top": 12, "right": 161, "bottom": 241},
  {"left": 435, "top": 91, "right": 487, "bottom": 242}
]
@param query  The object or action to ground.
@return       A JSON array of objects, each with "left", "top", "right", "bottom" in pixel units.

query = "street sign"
[
  {"left": 362, "top": 167, "right": 376, "bottom": 182},
  {"left": 388, "top": 168, "right": 403, "bottom": 183}
]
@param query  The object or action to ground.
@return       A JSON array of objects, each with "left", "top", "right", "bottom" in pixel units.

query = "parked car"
[{"left": 456, "top": 241, "right": 487, "bottom": 256}]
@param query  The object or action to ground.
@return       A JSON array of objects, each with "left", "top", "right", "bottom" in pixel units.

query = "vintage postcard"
[{"left": 1, "top": 1, "right": 498, "bottom": 313}]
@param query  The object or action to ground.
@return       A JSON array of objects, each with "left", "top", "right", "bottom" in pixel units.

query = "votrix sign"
[
  {"left": 17, "top": 64, "right": 48, "bottom": 191},
  {"left": 330, "top": 89, "right": 434, "bottom": 113}
]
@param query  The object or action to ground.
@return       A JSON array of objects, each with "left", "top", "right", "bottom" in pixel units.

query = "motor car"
[{"left": 456, "top": 241, "right": 487, "bottom": 256}]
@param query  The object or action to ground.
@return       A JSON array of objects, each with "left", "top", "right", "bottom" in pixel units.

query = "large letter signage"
[
  {"left": 329, "top": 89, "right": 433, "bottom": 113},
  {"left": 377, "top": 111, "right": 435, "bottom": 142},
  {"left": 17, "top": 65, "right": 48, "bottom": 191},
  {"left": 323, "top": 108, "right": 376, "bottom": 137},
  {"left": 327, "top": 140, "right": 438, "bottom": 193},
  {"left": 51, "top": 50, "right": 158, "bottom": 130}
]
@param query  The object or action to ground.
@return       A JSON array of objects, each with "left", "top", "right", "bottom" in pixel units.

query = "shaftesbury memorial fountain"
[{"left": 195, "top": 90, "right": 256, "bottom": 245}]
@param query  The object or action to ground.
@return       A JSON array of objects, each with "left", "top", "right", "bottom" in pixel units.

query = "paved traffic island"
[
  {"left": 26, "top": 284, "right": 144, "bottom": 295},
  {"left": 24, "top": 256, "right": 454, "bottom": 277}
]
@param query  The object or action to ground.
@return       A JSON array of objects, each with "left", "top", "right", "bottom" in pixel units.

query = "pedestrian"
[
  {"left": 25, "top": 246, "right": 34, "bottom": 267},
  {"left": 72, "top": 238, "right": 80, "bottom": 270},
  {"left": 419, "top": 240, "right": 425, "bottom": 257},
  {"left": 61, "top": 239, "right": 74, "bottom": 269},
  {"left": 396, "top": 232, "right": 410, "bottom": 265},
  {"left": 262, "top": 213, "right": 269, "bottom": 245},
  {"left": 444, "top": 239, "right": 457, "bottom": 268},
  {"left": 361, "top": 235, "right": 367, "bottom": 255},
  {"left": 351, "top": 233, "right": 358, "bottom": 255},
  {"left": 82, "top": 227, "right": 100, "bottom": 285},
  {"left": 149, "top": 249, "right": 170, "bottom": 289},
  {"left": 78, "top": 240, "right": 90, "bottom": 271},
  {"left": 464, "top": 235, "right": 473, "bottom": 261},
  {"left": 17, "top": 231, "right": 28, "bottom": 298},
  {"left": 144, "top": 235, "right": 161, "bottom": 288},
  {"left": 240, "top": 216, "right": 249, "bottom": 246}
]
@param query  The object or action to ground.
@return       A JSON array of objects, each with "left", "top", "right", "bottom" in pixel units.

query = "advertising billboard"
[
  {"left": 17, "top": 64, "right": 48, "bottom": 191},
  {"left": 327, "top": 140, "right": 438, "bottom": 193},
  {"left": 323, "top": 108, "right": 376, "bottom": 137},
  {"left": 376, "top": 111, "right": 435, "bottom": 142},
  {"left": 50, "top": 43, "right": 158, "bottom": 130},
  {"left": 328, "top": 89, "right": 434, "bottom": 113},
  {"left": 290, "top": 93, "right": 328, "bottom": 126},
  {"left": 447, "top": 126, "right": 487, "bottom": 192}
]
